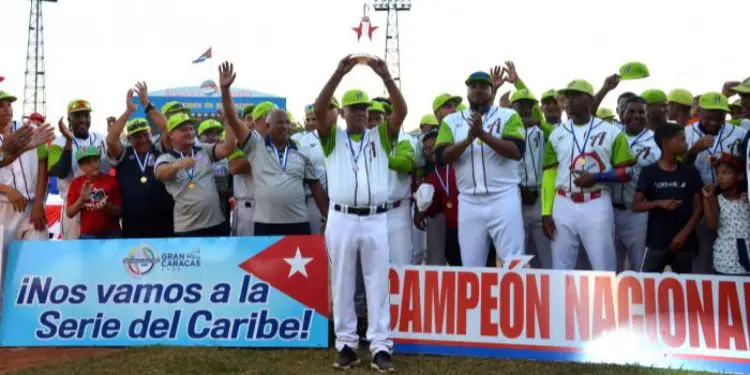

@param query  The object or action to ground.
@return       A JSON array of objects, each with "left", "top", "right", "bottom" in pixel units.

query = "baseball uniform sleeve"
[
  {"left": 320, "top": 128, "right": 336, "bottom": 157},
  {"left": 540, "top": 121, "right": 554, "bottom": 141},
  {"left": 611, "top": 132, "right": 637, "bottom": 167},
  {"left": 542, "top": 134, "right": 559, "bottom": 169},
  {"left": 303, "top": 155, "right": 319, "bottom": 182},
  {"left": 541, "top": 167, "right": 557, "bottom": 216},
  {"left": 514, "top": 80, "right": 528, "bottom": 90},
  {"left": 502, "top": 112, "right": 525, "bottom": 140},
  {"left": 435, "top": 122, "right": 454, "bottom": 147},
  {"left": 388, "top": 138, "right": 416, "bottom": 173},
  {"left": 377, "top": 122, "right": 394, "bottom": 154}
]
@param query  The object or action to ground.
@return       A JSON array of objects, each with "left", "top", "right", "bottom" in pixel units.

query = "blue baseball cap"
[{"left": 465, "top": 72, "right": 492, "bottom": 86}]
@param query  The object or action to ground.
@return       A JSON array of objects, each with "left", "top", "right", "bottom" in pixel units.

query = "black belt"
[
  {"left": 333, "top": 203, "right": 389, "bottom": 216},
  {"left": 613, "top": 203, "right": 627, "bottom": 210}
]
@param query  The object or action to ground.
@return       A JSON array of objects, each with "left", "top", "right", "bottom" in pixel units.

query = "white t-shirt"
[{"left": 0, "top": 122, "right": 42, "bottom": 202}]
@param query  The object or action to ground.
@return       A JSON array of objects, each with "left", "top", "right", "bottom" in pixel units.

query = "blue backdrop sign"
[{"left": 0, "top": 236, "right": 328, "bottom": 347}]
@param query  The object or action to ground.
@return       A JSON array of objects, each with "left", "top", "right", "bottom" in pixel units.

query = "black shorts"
[{"left": 641, "top": 245, "right": 695, "bottom": 274}]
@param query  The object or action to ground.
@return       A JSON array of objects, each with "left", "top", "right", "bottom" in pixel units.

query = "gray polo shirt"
[
  {"left": 241, "top": 131, "right": 318, "bottom": 224},
  {"left": 154, "top": 145, "right": 225, "bottom": 233}
]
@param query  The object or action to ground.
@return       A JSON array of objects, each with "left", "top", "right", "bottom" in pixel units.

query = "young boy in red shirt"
[{"left": 66, "top": 146, "right": 122, "bottom": 239}]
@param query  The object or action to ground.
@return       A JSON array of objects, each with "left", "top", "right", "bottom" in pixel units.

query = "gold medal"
[
  {"left": 187, "top": 181, "right": 195, "bottom": 189},
  {"left": 576, "top": 158, "right": 586, "bottom": 169},
  {"left": 446, "top": 202, "right": 453, "bottom": 209},
  {"left": 140, "top": 176, "right": 147, "bottom": 184}
]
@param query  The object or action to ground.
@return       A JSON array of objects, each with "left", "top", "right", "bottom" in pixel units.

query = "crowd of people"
[{"left": 1, "top": 57, "right": 749, "bottom": 371}]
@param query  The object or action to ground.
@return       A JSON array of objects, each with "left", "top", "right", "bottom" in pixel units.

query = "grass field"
[{"left": 9, "top": 347, "right": 713, "bottom": 375}]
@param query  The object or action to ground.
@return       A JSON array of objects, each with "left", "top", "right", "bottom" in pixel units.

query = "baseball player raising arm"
[
  {"left": 540, "top": 80, "right": 636, "bottom": 271},
  {"left": 313, "top": 55, "right": 406, "bottom": 372},
  {"left": 434, "top": 69, "right": 526, "bottom": 267}
]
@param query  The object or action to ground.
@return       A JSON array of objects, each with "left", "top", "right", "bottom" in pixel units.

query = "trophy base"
[{"left": 353, "top": 54, "right": 375, "bottom": 64}]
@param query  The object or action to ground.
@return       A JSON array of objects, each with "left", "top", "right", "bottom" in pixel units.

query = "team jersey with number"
[
  {"left": 612, "top": 128, "right": 660, "bottom": 207},
  {"left": 320, "top": 122, "right": 393, "bottom": 207},
  {"left": 435, "top": 106, "right": 525, "bottom": 195},
  {"left": 519, "top": 123, "right": 553, "bottom": 188},
  {"left": 686, "top": 122, "right": 746, "bottom": 184},
  {"left": 543, "top": 117, "right": 635, "bottom": 193}
]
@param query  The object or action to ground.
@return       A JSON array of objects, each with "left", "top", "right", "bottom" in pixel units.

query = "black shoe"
[
  {"left": 333, "top": 345, "right": 360, "bottom": 370},
  {"left": 371, "top": 351, "right": 395, "bottom": 372}
]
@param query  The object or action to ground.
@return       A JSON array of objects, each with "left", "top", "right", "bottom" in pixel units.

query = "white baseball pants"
[
  {"left": 523, "top": 199, "right": 552, "bottom": 269},
  {"left": 458, "top": 187, "right": 525, "bottom": 267},
  {"left": 388, "top": 202, "right": 414, "bottom": 266},
  {"left": 306, "top": 197, "right": 323, "bottom": 235},
  {"left": 326, "top": 206, "right": 392, "bottom": 355},
  {"left": 410, "top": 203, "right": 425, "bottom": 264},
  {"left": 231, "top": 198, "right": 254, "bottom": 237},
  {"left": 614, "top": 208, "right": 648, "bottom": 272},
  {"left": 551, "top": 192, "right": 616, "bottom": 271}
]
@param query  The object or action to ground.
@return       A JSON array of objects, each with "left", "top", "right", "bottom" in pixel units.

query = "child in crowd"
[
  {"left": 703, "top": 153, "right": 750, "bottom": 275},
  {"left": 66, "top": 146, "right": 122, "bottom": 239},
  {"left": 633, "top": 123, "right": 703, "bottom": 273}
]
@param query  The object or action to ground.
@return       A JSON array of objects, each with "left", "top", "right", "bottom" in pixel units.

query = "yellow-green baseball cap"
[
  {"left": 730, "top": 99, "right": 742, "bottom": 109},
  {"left": 67, "top": 99, "right": 92, "bottom": 114},
  {"left": 420, "top": 114, "right": 439, "bottom": 127},
  {"left": 330, "top": 97, "right": 341, "bottom": 109},
  {"left": 368, "top": 101, "right": 385, "bottom": 114},
  {"left": 596, "top": 107, "right": 615, "bottom": 120},
  {"left": 457, "top": 103, "right": 468, "bottom": 111},
  {"left": 251, "top": 101, "right": 278, "bottom": 121},
  {"left": 731, "top": 78, "right": 750, "bottom": 94},
  {"left": 510, "top": 89, "right": 538, "bottom": 104},
  {"left": 75, "top": 145, "right": 101, "bottom": 163},
  {"left": 641, "top": 89, "right": 667, "bottom": 105},
  {"left": 304, "top": 103, "right": 315, "bottom": 114},
  {"left": 167, "top": 112, "right": 195, "bottom": 132},
  {"left": 667, "top": 89, "right": 693, "bottom": 107},
  {"left": 241, "top": 104, "right": 256, "bottom": 118},
  {"left": 560, "top": 80, "right": 594, "bottom": 96},
  {"left": 285, "top": 110, "right": 296, "bottom": 123},
  {"left": 198, "top": 119, "right": 224, "bottom": 135},
  {"left": 619, "top": 61, "right": 650, "bottom": 80},
  {"left": 126, "top": 118, "right": 150, "bottom": 136},
  {"left": 0, "top": 91, "right": 17, "bottom": 103},
  {"left": 540, "top": 89, "right": 557, "bottom": 102},
  {"left": 699, "top": 92, "right": 730, "bottom": 112},
  {"left": 342, "top": 89, "right": 370, "bottom": 107},
  {"left": 161, "top": 101, "right": 189, "bottom": 117},
  {"left": 465, "top": 71, "right": 492, "bottom": 86},
  {"left": 432, "top": 93, "right": 462, "bottom": 112}
]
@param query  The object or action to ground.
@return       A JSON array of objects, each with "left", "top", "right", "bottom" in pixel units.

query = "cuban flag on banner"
[{"left": 192, "top": 47, "right": 212, "bottom": 64}]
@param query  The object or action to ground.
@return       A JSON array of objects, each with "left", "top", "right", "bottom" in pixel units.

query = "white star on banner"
[{"left": 283, "top": 248, "right": 313, "bottom": 278}]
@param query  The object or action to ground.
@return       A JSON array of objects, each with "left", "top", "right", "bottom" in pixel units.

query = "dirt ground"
[{"left": 0, "top": 348, "right": 120, "bottom": 374}]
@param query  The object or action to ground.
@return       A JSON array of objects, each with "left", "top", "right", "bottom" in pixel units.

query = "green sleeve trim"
[
  {"left": 541, "top": 168, "right": 557, "bottom": 216},
  {"left": 47, "top": 144, "right": 63, "bottom": 171},
  {"left": 502, "top": 112, "right": 525, "bottom": 140},
  {"left": 729, "top": 119, "right": 742, "bottom": 126},
  {"left": 514, "top": 79, "right": 528, "bottom": 90},
  {"left": 542, "top": 137, "right": 558, "bottom": 169},
  {"left": 227, "top": 149, "right": 245, "bottom": 161},
  {"left": 435, "top": 122, "right": 454, "bottom": 147},
  {"left": 377, "top": 122, "right": 393, "bottom": 154},
  {"left": 320, "top": 127, "right": 336, "bottom": 157},
  {"left": 612, "top": 131, "right": 637, "bottom": 166},
  {"left": 37, "top": 144, "right": 48, "bottom": 160},
  {"left": 388, "top": 139, "right": 416, "bottom": 173}
]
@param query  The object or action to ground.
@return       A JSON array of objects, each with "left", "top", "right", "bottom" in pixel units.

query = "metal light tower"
[
  {"left": 373, "top": 0, "right": 411, "bottom": 89},
  {"left": 23, "top": 0, "right": 57, "bottom": 117}
]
